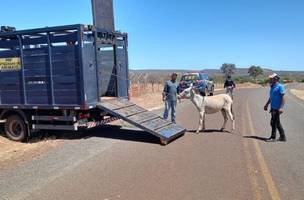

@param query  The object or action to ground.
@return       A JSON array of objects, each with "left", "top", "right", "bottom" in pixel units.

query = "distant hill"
[{"left": 130, "top": 68, "right": 304, "bottom": 77}]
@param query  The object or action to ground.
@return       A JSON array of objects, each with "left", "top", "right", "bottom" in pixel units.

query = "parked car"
[{"left": 179, "top": 72, "right": 214, "bottom": 96}]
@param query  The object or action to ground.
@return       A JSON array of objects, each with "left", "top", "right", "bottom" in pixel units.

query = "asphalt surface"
[{"left": 0, "top": 84, "right": 303, "bottom": 200}]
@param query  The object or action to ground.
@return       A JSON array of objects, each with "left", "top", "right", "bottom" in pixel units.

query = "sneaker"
[
  {"left": 278, "top": 137, "right": 287, "bottom": 142},
  {"left": 265, "top": 138, "right": 276, "bottom": 142}
]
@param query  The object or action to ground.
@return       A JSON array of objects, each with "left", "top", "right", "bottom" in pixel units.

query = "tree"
[
  {"left": 248, "top": 65, "right": 263, "bottom": 81},
  {"left": 221, "top": 63, "right": 236, "bottom": 77},
  {"left": 147, "top": 73, "right": 159, "bottom": 93}
]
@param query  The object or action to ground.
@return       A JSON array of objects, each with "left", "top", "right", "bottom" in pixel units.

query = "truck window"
[{"left": 200, "top": 73, "right": 209, "bottom": 80}]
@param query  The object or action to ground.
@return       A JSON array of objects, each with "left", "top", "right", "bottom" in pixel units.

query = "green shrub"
[
  {"left": 282, "top": 76, "right": 290, "bottom": 81},
  {"left": 234, "top": 76, "right": 242, "bottom": 83},
  {"left": 257, "top": 78, "right": 269, "bottom": 86},
  {"left": 234, "top": 76, "right": 246, "bottom": 84}
]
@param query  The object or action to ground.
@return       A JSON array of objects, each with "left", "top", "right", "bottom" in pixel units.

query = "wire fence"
[{"left": 129, "top": 71, "right": 165, "bottom": 97}]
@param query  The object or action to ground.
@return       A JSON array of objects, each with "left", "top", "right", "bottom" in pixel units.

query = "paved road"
[{"left": 0, "top": 85, "right": 303, "bottom": 200}]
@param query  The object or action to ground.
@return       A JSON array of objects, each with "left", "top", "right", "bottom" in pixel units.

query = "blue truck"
[{"left": 0, "top": 0, "right": 185, "bottom": 145}]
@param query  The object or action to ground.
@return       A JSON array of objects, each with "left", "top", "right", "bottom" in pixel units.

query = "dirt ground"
[
  {"left": 235, "top": 82, "right": 263, "bottom": 89},
  {"left": 290, "top": 89, "right": 304, "bottom": 101},
  {"left": 131, "top": 92, "right": 163, "bottom": 110},
  {"left": 0, "top": 82, "right": 261, "bottom": 169},
  {"left": 0, "top": 135, "right": 61, "bottom": 170}
]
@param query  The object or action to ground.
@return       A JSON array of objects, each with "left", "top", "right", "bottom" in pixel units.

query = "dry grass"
[
  {"left": 290, "top": 89, "right": 304, "bottom": 101},
  {"left": 236, "top": 82, "right": 262, "bottom": 89},
  {"left": 131, "top": 92, "right": 163, "bottom": 110},
  {"left": 130, "top": 83, "right": 162, "bottom": 97}
]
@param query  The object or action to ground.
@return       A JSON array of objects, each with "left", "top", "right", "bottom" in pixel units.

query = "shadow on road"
[
  {"left": 14, "top": 125, "right": 161, "bottom": 145},
  {"left": 86, "top": 126, "right": 161, "bottom": 144},
  {"left": 187, "top": 129, "right": 232, "bottom": 134},
  {"left": 243, "top": 135, "right": 269, "bottom": 141}
]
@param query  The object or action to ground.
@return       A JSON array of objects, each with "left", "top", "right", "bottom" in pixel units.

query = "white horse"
[{"left": 178, "top": 86, "right": 235, "bottom": 133}]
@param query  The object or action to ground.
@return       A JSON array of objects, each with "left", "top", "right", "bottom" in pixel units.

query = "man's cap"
[
  {"left": 171, "top": 72, "right": 178, "bottom": 76},
  {"left": 268, "top": 73, "right": 280, "bottom": 79}
]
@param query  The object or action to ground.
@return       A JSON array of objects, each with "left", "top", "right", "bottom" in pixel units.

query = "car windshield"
[{"left": 181, "top": 74, "right": 199, "bottom": 81}]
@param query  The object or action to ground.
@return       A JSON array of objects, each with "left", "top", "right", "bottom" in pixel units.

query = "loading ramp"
[{"left": 97, "top": 98, "right": 186, "bottom": 145}]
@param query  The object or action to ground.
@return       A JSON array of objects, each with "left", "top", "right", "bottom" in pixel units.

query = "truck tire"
[
  {"left": 4, "top": 115, "right": 28, "bottom": 142},
  {"left": 200, "top": 91, "right": 206, "bottom": 96}
]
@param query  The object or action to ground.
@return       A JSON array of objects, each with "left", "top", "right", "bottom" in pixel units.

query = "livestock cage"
[{"left": 0, "top": 24, "right": 129, "bottom": 110}]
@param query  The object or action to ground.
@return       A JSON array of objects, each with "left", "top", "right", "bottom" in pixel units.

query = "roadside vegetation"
[
  {"left": 130, "top": 65, "right": 304, "bottom": 94},
  {"left": 219, "top": 63, "right": 303, "bottom": 85}
]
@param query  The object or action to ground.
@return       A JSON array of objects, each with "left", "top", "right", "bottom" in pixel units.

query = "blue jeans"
[{"left": 163, "top": 100, "right": 177, "bottom": 123}]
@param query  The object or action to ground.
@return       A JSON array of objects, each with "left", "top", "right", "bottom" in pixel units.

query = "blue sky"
[{"left": 1, "top": 0, "right": 303, "bottom": 70}]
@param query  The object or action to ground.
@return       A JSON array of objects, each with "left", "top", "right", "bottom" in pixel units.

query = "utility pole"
[{"left": 91, "top": 0, "right": 115, "bottom": 31}]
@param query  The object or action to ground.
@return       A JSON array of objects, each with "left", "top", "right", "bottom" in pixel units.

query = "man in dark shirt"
[
  {"left": 163, "top": 73, "right": 179, "bottom": 123},
  {"left": 264, "top": 73, "right": 286, "bottom": 142},
  {"left": 224, "top": 75, "right": 236, "bottom": 98},
  {"left": 224, "top": 75, "right": 236, "bottom": 89}
]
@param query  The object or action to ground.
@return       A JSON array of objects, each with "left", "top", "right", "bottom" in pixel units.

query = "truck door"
[
  {"left": 96, "top": 44, "right": 116, "bottom": 97},
  {"left": 115, "top": 36, "right": 129, "bottom": 98}
]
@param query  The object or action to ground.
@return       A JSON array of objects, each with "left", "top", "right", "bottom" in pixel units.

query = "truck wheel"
[
  {"left": 209, "top": 85, "right": 214, "bottom": 96},
  {"left": 200, "top": 91, "right": 206, "bottom": 96},
  {"left": 4, "top": 115, "right": 28, "bottom": 142}
]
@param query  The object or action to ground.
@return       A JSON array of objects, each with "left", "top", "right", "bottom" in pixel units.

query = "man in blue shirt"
[
  {"left": 264, "top": 73, "right": 286, "bottom": 142},
  {"left": 163, "top": 73, "right": 179, "bottom": 123}
]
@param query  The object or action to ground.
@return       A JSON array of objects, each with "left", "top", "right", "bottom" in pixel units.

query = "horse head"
[{"left": 178, "top": 84, "right": 196, "bottom": 99}]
